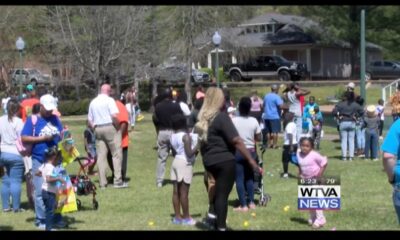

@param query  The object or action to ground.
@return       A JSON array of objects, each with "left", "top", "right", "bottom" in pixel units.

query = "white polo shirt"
[{"left": 88, "top": 94, "right": 119, "bottom": 126}]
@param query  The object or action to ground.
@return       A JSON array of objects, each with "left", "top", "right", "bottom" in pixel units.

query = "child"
[
  {"left": 364, "top": 105, "right": 380, "bottom": 161},
  {"left": 282, "top": 112, "right": 298, "bottom": 179},
  {"left": 311, "top": 106, "right": 323, "bottom": 150},
  {"left": 355, "top": 96, "right": 366, "bottom": 157},
  {"left": 38, "top": 146, "right": 66, "bottom": 231},
  {"left": 170, "top": 114, "right": 198, "bottom": 226},
  {"left": 83, "top": 121, "right": 97, "bottom": 175},
  {"left": 376, "top": 99, "right": 384, "bottom": 140},
  {"left": 297, "top": 137, "right": 328, "bottom": 229}
]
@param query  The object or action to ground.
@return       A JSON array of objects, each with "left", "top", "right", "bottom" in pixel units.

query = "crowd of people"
[{"left": 1, "top": 79, "right": 400, "bottom": 230}]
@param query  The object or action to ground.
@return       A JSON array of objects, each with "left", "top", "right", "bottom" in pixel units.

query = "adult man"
[
  {"left": 153, "top": 89, "right": 183, "bottom": 187},
  {"left": 21, "top": 94, "right": 64, "bottom": 229},
  {"left": 88, "top": 83, "right": 124, "bottom": 189},
  {"left": 263, "top": 84, "right": 286, "bottom": 149}
]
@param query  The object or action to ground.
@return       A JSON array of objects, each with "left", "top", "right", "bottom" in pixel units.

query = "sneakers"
[
  {"left": 13, "top": 208, "right": 26, "bottom": 213},
  {"left": 308, "top": 218, "right": 314, "bottom": 226},
  {"left": 3, "top": 208, "right": 12, "bottom": 213},
  {"left": 342, "top": 157, "right": 347, "bottom": 161},
  {"left": 379, "top": 136, "right": 383, "bottom": 140},
  {"left": 156, "top": 182, "right": 163, "bottom": 188},
  {"left": 37, "top": 223, "right": 46, "bottom": 230},
  {"left": 233, "top": 206, "right": 249, "bottom": 212},
  {"left": 312, "top": 222, "right": 325, "bottom": 229},
  {"left": 172, "top": 217, "right": 196, "bottom": 226},
  {"left": 181, "top": 218, "right": 196, "bottom": 226},
  {"left": 172, "top": 217, "right": 182, "bottom": 225},
  {"left": 113, "top": 182, "right": 128, "bottom": 188},
  {"left": 372, "top": 158, "right": 379, "bottom": 162},
  {"left": 281, "top": 173, "right": 289, "bottom": 179},
  {"left": 348, "top": 157, "right": 353, "bottom": 162}
]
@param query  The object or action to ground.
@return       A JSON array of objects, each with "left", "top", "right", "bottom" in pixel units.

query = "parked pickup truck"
[{"left": 223, "top": 55, "right": 308, "bottom": 82}]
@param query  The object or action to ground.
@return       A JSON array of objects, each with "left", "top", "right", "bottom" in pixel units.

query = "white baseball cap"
[
  {"left": 347, "top": 82, "right": 355, "bottom": 89},
  {"left": 40, "top": 94, "right": 57, "bottom": 111}
]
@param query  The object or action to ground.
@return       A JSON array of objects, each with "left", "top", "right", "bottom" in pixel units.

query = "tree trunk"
[{"left": 185, "top": 51, "right": 193, "bottom": 106}]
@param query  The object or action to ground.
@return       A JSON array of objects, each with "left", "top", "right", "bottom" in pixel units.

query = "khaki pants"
[{"left": 95, "top": 125, "right": 122, "bottom": 187}]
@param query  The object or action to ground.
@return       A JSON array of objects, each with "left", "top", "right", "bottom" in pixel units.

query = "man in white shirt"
[{"left": 88, "top": 83, "right": 125, "bottom": 188}]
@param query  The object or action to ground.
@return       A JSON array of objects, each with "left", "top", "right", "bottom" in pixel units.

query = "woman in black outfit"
[{"left": 195, "top": 87, "right": 262, "bottom": 231}]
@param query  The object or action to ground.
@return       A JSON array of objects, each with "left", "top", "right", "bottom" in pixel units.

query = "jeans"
[
  {"left": 235, "top": 150, "right": 256, "bottom": 207},
  {"left": 32, "top": 158, "right": 46, "bottom": 225},
  {"left": 339, "top": 121, "right": 356, "bottom": 158},
  {"left": 393, "top": 188, "right": 400, "bottom": 224},
  {"left": 0, "top": 152, "right": 24, "bottom": 210},
  {"left": 356, "top": 127, "right": 365, "bottom": 150},
  {"left": 42, "top": 190, "right": 56, "bottom": 231},
  {"left": 365, "top": 129, "right": 379, "bottom": 159}
]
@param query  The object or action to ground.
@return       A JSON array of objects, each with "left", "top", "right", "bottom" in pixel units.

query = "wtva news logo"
[{"left": 297, "top": 176, "right": 341, "bottom": 210}]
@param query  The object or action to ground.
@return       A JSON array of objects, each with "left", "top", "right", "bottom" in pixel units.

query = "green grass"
[
  {"left": 228, "top": 84, "right": 382, "bottom": 106},
  {"left": 0, "top": 112, "right": 398, "bottom": 230}
]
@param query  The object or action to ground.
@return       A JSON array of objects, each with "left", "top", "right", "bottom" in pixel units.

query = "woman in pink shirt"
[
  {"left": 297, "top": 137, "right": 328, "bottom": 229},
  {"left": 249, "top": 90, "right": 263, "bottom": 123}
]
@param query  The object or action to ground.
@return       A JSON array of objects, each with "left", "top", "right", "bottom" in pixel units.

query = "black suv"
[{"left": 223, "top": 55, "right": 308, "bottom": 81}]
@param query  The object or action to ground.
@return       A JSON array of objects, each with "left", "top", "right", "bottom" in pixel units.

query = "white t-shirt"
[
  {"left": 170, "top": 131, "right": 198, "bottom": 163},
  {"left": 284, "top": 121, "right": 298, "bottom": 145},
  {"left": 376, "top": 105, "right": 384, "bottom": 121},
  {"left": 39, "top": 163, "right": 58, "bottom": 193},
  {"left": 0, "top": 115, "right": 24, "bottom": 155},
  {"left": 88, "top": 94, "right": 119, "bottom": 126},
  {"left": 232, "top": 116, "right": 261, "bottom": 149}
]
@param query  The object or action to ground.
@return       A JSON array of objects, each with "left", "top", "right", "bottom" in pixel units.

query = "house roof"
[{"left": 194, "top": 13, "right": 382, "bottom": 51}]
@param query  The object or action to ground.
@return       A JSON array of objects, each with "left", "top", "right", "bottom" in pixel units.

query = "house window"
[
  {"left": 311, "top": 49, "right": 321, "bottom": 74},
  {"left": 260, "top": 25, "right": 266, "bottom": 33},
  {"left": 253, "top": 26, "right": 259, "bottom": 33},
  {"left": 267, "top": 24, "right": 273, "bottom": 33}
]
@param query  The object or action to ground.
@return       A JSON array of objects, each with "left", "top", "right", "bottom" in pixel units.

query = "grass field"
[{"left": 0, "top": 111, "right": 399, "bottom": 231}]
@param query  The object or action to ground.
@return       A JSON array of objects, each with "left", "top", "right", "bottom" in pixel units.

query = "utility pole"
[{"left": 360, "top": 9, "right": 366, "bottom": 102}]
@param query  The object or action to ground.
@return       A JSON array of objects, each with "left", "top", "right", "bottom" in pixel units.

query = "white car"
[{"left": 9, "top": 68, "right": 51, "bottom": 86}]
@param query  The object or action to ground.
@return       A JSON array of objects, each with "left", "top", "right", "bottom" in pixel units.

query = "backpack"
[{"left": 16, "top": 115, "right": 38, "bottom": 157}]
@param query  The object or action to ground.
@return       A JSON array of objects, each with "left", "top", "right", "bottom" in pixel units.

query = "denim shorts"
[{"left": 265, "top": 119, "right": 281, "bottom": 133}]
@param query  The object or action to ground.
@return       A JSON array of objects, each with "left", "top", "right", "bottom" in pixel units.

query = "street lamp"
[
  {"left": 212, "top": 31, "right": 221, "bottom": 88},
  {"left": 16, "top": 37, "right": 25, "bottom": 98}
]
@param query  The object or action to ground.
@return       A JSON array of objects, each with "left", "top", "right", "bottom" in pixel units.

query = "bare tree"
[{"left": 46, "top": 6, "right": 150, "bottom": 94}]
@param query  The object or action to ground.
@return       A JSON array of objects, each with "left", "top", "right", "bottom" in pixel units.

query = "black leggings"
[
  {"left": 282, "top": 145, "right": 297, "bottom": 174},
  {"left": 205, "top": 160, "right": 236, "bottom": 230}
]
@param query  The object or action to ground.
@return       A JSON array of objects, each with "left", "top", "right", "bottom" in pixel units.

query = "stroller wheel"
[
  {"left": 76, "top": 199, "right": 82, "bottom": 210},
  {"left": 259, "top": 193, "right": 271, "bottom": 207},
  {"left": 93, "top": 200, "right": 99, "bottom": 210}
]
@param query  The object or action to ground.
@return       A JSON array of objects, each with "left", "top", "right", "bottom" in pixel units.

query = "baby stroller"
[
  {"left": 69, "top": 157, "right": 99, "bottom": 210},
  {"left": 253, "top": 143, "right": 272, "bottom": 206},
  {"left": 59, "top": 127, "right": 98, "bottom": 210}
]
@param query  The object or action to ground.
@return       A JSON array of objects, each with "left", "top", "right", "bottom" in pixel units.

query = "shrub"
[{"left": 58, "top": 98, "right": 90, "bottom": 116}]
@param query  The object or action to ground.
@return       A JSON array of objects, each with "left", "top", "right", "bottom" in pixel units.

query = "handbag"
[{"left": 15, "top": 115, "right": 37, "bottom": 157}]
